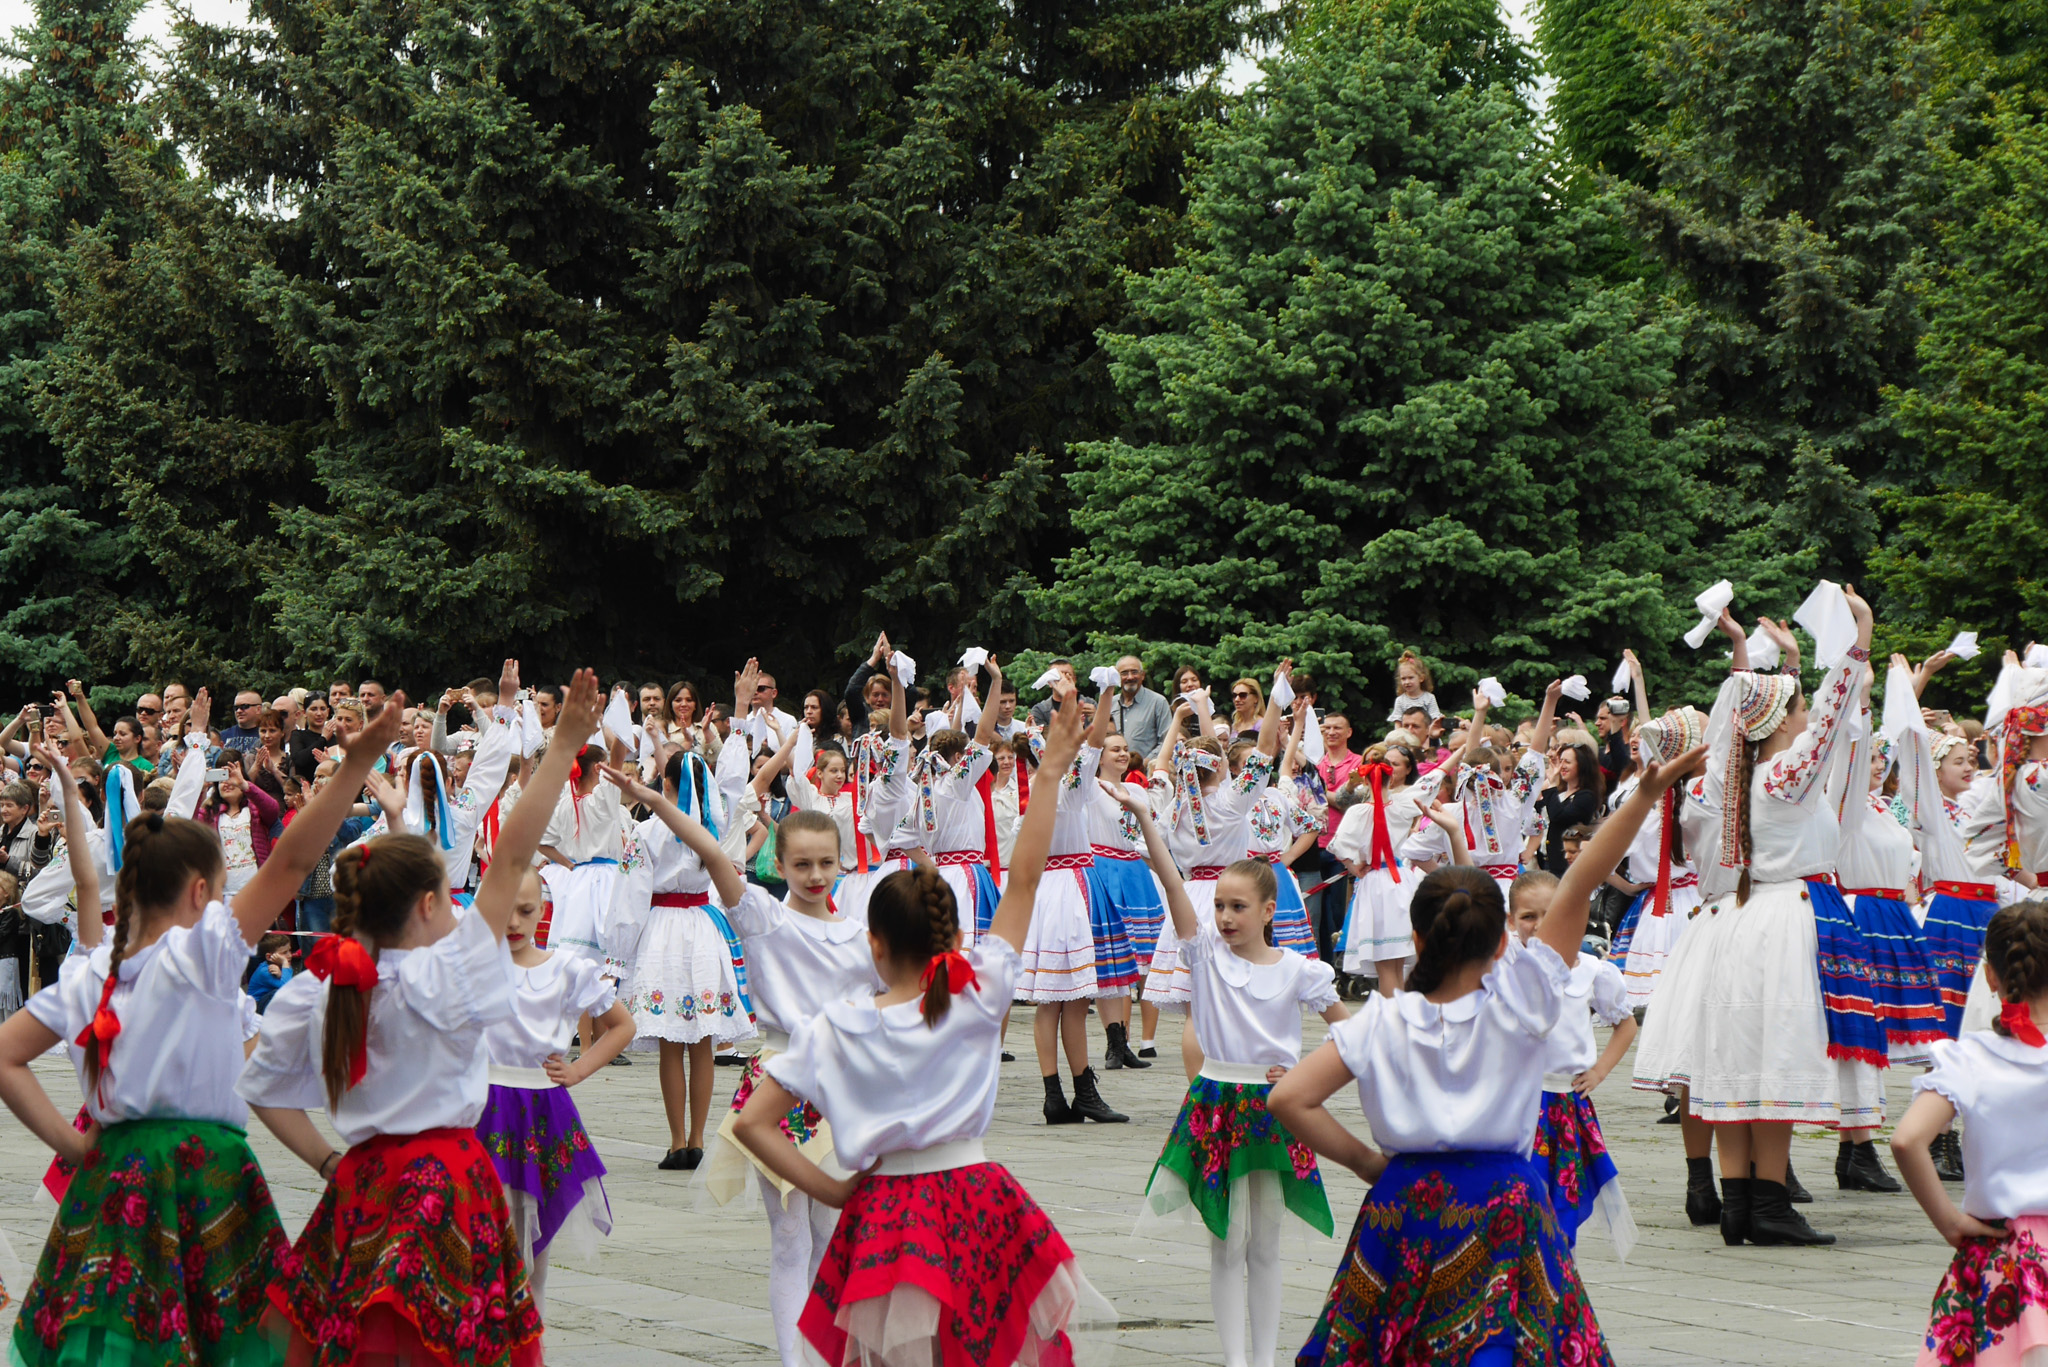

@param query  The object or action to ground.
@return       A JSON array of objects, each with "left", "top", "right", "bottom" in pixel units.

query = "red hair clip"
[{"left": 919, "top": 950, "right": 979, "bottom": 996}]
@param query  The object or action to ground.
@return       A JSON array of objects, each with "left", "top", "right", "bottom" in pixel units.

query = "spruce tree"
[{"left": 1040, "top": 7, "right": 1695, "bottom": 707}]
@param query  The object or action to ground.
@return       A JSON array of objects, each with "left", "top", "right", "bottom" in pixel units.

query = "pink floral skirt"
[{"left": 1918, "top": 1215, "right": 2048, "bottom": 1367}]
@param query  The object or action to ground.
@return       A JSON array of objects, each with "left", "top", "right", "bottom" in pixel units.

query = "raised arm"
[
  {"left": 987, "top": 681, "right": 1082, "bottom": 951},
  {"left": 45, "top": 744, "right": 102, "bottom": 948},
  {"left": 1719, "top": 610, "right": 1749, "bottom": 673},
  {"left": 231, "top": 691, "right": 408, "bottom": 942},
  {"left": 1531, "top": 678, "right": 1563, "bottom": 755},
  {"left": 473, "top": 669, "right": 600, "bottom": 937},
  {"left": 1255, "top": 661, "right": 1291, "bottom": 759},
  {"left": 68, "top": 681, "right": 108, "bottom": 754},
  {"left": 601, "top": 764, "right": 746, "bottom": 908},
  {"left": 972, "top": 657, "right": 1002, "bottom": 748},
  {"left": 1625, "top": 648, "right": 1650, "bottom": 719},
  {"left": 165, "top": 734, "right": 209, "bottom": 820},
  {"left": 1086, "top": 668, "right": 1117, "bottom": 751},
  {"left": 1110, "top": 778, "right": 1196, "bottom": 943},
  {"left": 1279, "top": 699, "right": 1307, "bottom": 781},
  {"left": 1540, "top": 745, "right": 1709, "bottom": 963}
]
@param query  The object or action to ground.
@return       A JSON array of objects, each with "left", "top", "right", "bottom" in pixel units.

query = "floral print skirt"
[
  {"left": 475, "top": 1083, "right": 611, "bottom": 1256},
  {"left": 1296, "top": 1151, "right": 1614, "bottom": 1367},
  {"left": 1145, "top": 1075, "right": 1332, "bottom": 1242},
  {"left": 1530, "top": 1090, "right": 1619, "bottom": 1251},
  {"left": 268, "top": 1127, "right": 542, "bottom": 1367},
  {"left": 1918, "top": 1215, "right": 2048, "bottom": 1367},
  {"left": 11, "top": 1118, "right": 288, "bottom": 1367},
  {"left": 701, "top": 1052, "right": 838, "bottom": 1208}
]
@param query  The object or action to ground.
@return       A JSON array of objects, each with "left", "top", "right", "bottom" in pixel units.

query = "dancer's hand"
[
  {"left": 1265, "top": 1064, "right": 1289, "bottom": 1085},
  {"left": 1938, "top": 1208, "right": 2009, "bottom": 1250},
  {"left": 597, "top": 762, "right": 659, "bottom": 808},
  {"left": 1572, "top": 1064, "right": 1610, "bottom": 1094},
  {"left": 818, "top": 1162, "right": 881, "bottom": 1210}
]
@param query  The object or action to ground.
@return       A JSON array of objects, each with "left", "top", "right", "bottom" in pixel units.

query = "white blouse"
[
  {"left": 1329, "top": 772, "right": 1444, "bottom": 873},
  {"left": 921, "top": 744, "right": 995, "bottom": 856},
  {"left": 1916, "top": 1031, "right": 2048, "bottom": 1219},
  {"left": 1048, "top": 743, "right": 1106, "bottom": 857},
  {"left": 1327, "top": 936, "right": 1568, "bottom": 1157},
  {"left": 1184, "top": 928, "right": 1338, "bottom": 1066},
  {"left": 1540, "top": 953, "right": 1630, "bottom": 1085},
  {"left": 238, "top": 907, "right": 516, "bottom": 1146},
  {"left": 785, "top": 773, "right": 857, "bottom": 868},
  {"left": 1456, "top": 754, "right": 1544, "bottom": 865},
  {"left": 727, "top": 885, "right": 882, "bottom": 1043},
  {"left": 29, "top": 899, "right": 258, "bottom": 1127},
  {"left": 485, "top": 953, "right": 619, "bottom": 1070},
  {"left": 1167, "top": 750, "right": 1274, "bottom": 871},
  {"left": 542, "top": 782, "right": 626, "bottom": 865},
  {"left": 767, "top": 936, "right": 1019, "bottom": 1172}
]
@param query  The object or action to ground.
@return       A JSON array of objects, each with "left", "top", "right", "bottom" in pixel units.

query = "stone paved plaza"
[{"left": 0, "top": 1012, "right": 1953, "bottom": 1365}]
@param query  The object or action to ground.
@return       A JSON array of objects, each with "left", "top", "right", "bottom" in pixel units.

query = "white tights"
[
  {"left": 758, "top": 1169, "right": 840, "bottom": 1367},
  {"left": 1209, "top": 1173, "right": 1284, "bottom": 1367}
]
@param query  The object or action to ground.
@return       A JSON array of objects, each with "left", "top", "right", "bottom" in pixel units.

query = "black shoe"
[
  {"left": 1839, "top": 1140, "right": 1902, "bottom": 1193},
  {"left": 1784, "top": 1160, "right": 1812, "bottom": 1204},
  {"left": 1001, "top": 1051, "right": 1016, "bottom": 1063},
  {"left": 1749, "top": 1179, "right": 1836, "bottom": 1246},
  {"left": 1718, "top": 1176, "right": 1753, "bottom": 1246},
  {"left": 657, "top": 1147, "right": 699, "bottom": 1171},
  {"left": 715, "top": 1051, "right": 744, "bottom": 1067},
  {"left": 1104, "top": 1022, "right": 1123, "bottom": 1070},
  {"left": 1932, "top": 1131, "right": 1966, "bottom": 1182},
  {"left": 1105, "top": 1022, "right": 1150, "bottom": 1070},
  {"left": 1043, "top": 1073, "right": 1081, "bottom": 1125},
  {"left": 1138, "top": 1045, "right": 1157, "bottom": 1060},
  {"left": 1069, "top": 1066, "right": 1129, "bottom": 1123},
  {"left": 1658, "top": 1097, "right": 1682, "bottom": 1125},
  {"left": 1685, "top": 1156, "right": 1722, "bottom": 1226},
  {"left": 609, "top": 1052, "right": 633, "bottom": 1066}
]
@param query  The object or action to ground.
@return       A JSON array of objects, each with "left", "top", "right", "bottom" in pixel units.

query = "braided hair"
[
  {"left": 92, "top": 814, "right": 222, "bottom": 1090},
  {"left": 323, "top": 834, "right": 445, "bottom": 1108},
  {"left": 1986, "top": 901, "right": 2048, "bottom": 1037},
  {"left": 869, "top": 866, "right": 963, "bottom": 1027},
  {"left": 1405, "top": 865, "right": 1508, "bottom": 995}
]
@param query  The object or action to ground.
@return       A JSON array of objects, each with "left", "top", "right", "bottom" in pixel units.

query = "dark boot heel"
[
  {"left": 1042, "top": 1073, "right": 1080, "bottom": 1125},
  {"left": 1068, "top": 1067, "right": 1128, "bottom": 1123},
  {"left": 1719, "top": 1177, "right": 1753, "bottom": 1246},
  {"left": 1842, "top": 1140, "right": 1903, "bottom": 1193},
  {"left": 1685, "top": 1156, "right": 1723, "bottom": 1226},
  {"left": 1749, "top": 1179, "right": 1836, "bottom": 1246}
]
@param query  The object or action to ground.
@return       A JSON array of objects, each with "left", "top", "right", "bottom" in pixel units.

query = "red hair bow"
[
  {"left": 306, "top": 935, "right": 381, "bottom": 990},
  {"left": 76, "top": 972, "right": 121, "bottom": 1077},
  {"left": 1360, "top": 762, "right": 1401, "bottom": 884},
  {"left": 2001, "top": 1000, "right": 2046, "bottom": 1048},
  {"left": 919, "top": 950, "right": 979, "bottom": 996}
]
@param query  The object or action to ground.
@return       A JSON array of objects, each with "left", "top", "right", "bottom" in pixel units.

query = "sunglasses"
[
  {"left": 236, "top": 703, "right": 260, "bottom": 711},
  {"left": 135, "top": 705, "right": 160, "bottom": 715},
  {"left": 1232, "top": 691, "right": 1252, "bottom": 701}
]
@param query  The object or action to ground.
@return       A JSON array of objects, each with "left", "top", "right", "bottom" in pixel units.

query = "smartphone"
[{"left": 203, "top": 768, "right": 231, "bottom": 783}]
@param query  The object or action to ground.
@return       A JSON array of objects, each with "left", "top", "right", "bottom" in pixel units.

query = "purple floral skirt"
[{"left": 475, "top": 1082, "right": 611, "bottom": 1253}]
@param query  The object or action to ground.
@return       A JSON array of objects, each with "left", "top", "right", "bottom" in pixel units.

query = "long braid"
[
  {"left": 322, "top": 846, "right": 374, "bottom": 1110},
  {"left": 1987, "top": 902, "right": 2048, "bottom": 1037},
  {"left": 85, "top": 873, "right": 137, "bottom": 1095},
  {"left": 918, "top": 868, "right": 957, "bottom": 1027},
  {"left": 1734, "top": 741, "right": 1756, "bottom": 907}
]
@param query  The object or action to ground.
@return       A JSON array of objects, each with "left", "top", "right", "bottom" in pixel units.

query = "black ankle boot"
[
  {"left": 1749, "top": 1179, "right": 1836, "bottom": 1246},
  {"left": 1686, "top": 1156, "right": 1723, "bottom": 1226},
  {"left": 1834, "top": 1140, "right": 1851, "bottom": 1188},
  {"left": 1069, "top": 1067, "right": 1128, "bottom": 1123},
  {"left": 1932, "top": 1131, "right": 1966, "bottom": 1182},
  {"left": 1105, "top": 1021, "right": 1150, "bottom": 1070},
  {"left": 1840, "top": 1140, "right": 1903, "bottom": 1193},
  {"left": 1784, "top": 1160, "right": 1812, "bottom": 1204},
  {"left": 1718, "top": 1176, "right": 1753, "bottom": 1246},
  {"left": 1042, "top": 1073, "right": 1081, "bottom": 1125},
  {"left": 1103, "top": 1021, "right": 1124, "bottom": 1070}
]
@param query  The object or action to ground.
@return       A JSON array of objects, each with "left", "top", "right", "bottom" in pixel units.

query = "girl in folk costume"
[
  {"left": 401, "top": 660, "right": 520, "bottom": 893},
  {"left": 913, "top": 689, "right": 1005, "bottom": 947},
  {"left": 475, "top": 866, "right": 635, "bottom": 1314},
  {"left": 1330, "top": 735, "right": 1445, "bottom": 993},
  {"left": 1446, "top": 687, "right": 1550, "bottom": 900},
  {"left": 0, "top": 696, "right": 408, "bottom": 1367},
  {"left": 1828, "top": 658, "right": 1948, "bottom": 1194},
  {"left": 758, "top": 727, "right": 857, "bottom": 868},
  {"left": 1271, "top": 741, "right": 1701, "bottom": 1367},
  {"left": 242, "top": 675, "right": 597, "bottom": 1367},
  {"left": 828, "top": 656, "right": 918, "bottom": 920},
  {"left": 1142, "top": 675, "right": 1288, "bottom": 1023},
  {"left": 1635, "top": 588, "right": 1881, "bottom": 1247},
  {"left": 1892, "top": 900, "right": 2048, "bottom": 1367},
  {"left": 1510, "top": 871, "right": 1641, "bottom": 1262},
  {"left": 1250, "top": 701, "right": 1325, "bottom": 959},
  {"left": 1125, "top": 791, "right": 1345, "bottom": 1367},
  {"left": 734, "top": 682, "right": 1113, "bottom": 1367},
  {"left": 1084, "top": 729, "right": 1158, "bottom": 1071},
  {"left": 700, "top": 806, "right": 879, "bottom": 1367},
  {"left": 1086, "top": 731, "right": 1171, "bottom": 1059},
  {"left": 1022, "top": 678, "right": 1125, "bottom": 1124},
  {"left": 615, "top": 747, "right": 756, "bottom": 1172},
  {"left": 1607, "top": 702, "right": 1709, "bottom": 1010}
]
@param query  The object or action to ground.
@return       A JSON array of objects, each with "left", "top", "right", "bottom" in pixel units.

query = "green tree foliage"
[
  {"left": 1534, "top": 0, "right": 1671, "bottom": 186},
  {"left": 1623, "top": 0, "right": 1939, "bottom": 623},
  {"left": 0, "top": 0, "right": 167, "bottom": 694},
  {"left": 1039, "top": 8, "right": 1696, "bottom": 709},
  {"left": 1872, "top": 97, "right": 2048, "bottom": 677},
  {"left": 42, "top": 0, "right": 1278, "bottom": 693}
]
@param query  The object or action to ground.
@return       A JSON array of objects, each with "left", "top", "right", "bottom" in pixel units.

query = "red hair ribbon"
[
  {"left": 76, "top": 971, "right": 122, "bottom": 1078},
  {"left": 976, "top": 767, "right": 1002, "bottom": 880},
  {"left": 2001, "top": 1000, "right": 2046, "bottom": 1048},
  {"left": 1651, "top": 789, "right": 1676, "bottom": 918},
  {"left": 919, "top": 950, "right": 979, "bottom": 996},
  {"left": 1360, "top": 762, "right": 1401, "bottom": 884},
  {"left": 307, "top": 936, "right": 380, "bottom": 1087}
]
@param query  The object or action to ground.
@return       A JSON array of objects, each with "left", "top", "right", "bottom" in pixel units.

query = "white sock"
[{"left": 1140, "top": 1037, "right": 1155, "bottom": 1050}]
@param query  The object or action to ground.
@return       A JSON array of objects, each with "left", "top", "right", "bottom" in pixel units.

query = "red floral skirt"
[
  {"left": 800, "top": 1161, "right": 1085, "bottom": 1367},
  {"left": 1917, "top": 1215, "right": 2048, "bottom": 1367},
  {"left": 268, "top": 1128, "right": 543, "bottom": 1367}
]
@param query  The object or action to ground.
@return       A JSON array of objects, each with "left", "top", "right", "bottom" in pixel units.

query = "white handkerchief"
[
  {"left": 1301, "top": 704, "right": 1324, "bottom": 763},
  {"left": 603, "top": 688, "right": 637, "bottom": 755},
  {"left": 958, "top": 647, "right": 989, "bottom": 672},
  {"left": 1794, "top": 580, "right": 1856, "bottom": 670},
  {"left": 2027, "top": 644, "right": 2048, "bottom": 669},
  {"left": 1559, "top": 675, "right": 1590, "bottom": 703},
  {"left": 1270, "top": 671, "right": 1295, "bottom": 710},
  {"left": 1744, "top": 625, "right": 1781, "bottom": 671},
  {"left": 519, "top": 698, "right": 544, "bottom": 757},
  {"left": 1611, "top": 660, "right": 1631, "bottom": 695},
  {"left": 1947, "top": 631, "right": 1981, "bottom": 661},
  {"left": 1033, "top": 668, "right": 1064, "bottom": 691},
  {"left": 1684, "top": 579, "right": 1735, "bottom": 649},
  {"left": 1881, "top": 661, "right": 1924, "bottom": 742},
  {"left": 790, "top": 721, "right": 814, "bottom": 778},
  {"left": 1478, "top": 677, "right": 1508, "bottom": 706},
  {"left": 891, "top": 651, "right": 916, "bottom": 688},
  {"left": 960, "top": 692, "right": 982, "bottom": 728},
  {"left": 1090, "top": 665, "right": 1120, "bottom": 693}
]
